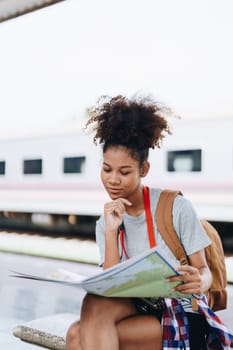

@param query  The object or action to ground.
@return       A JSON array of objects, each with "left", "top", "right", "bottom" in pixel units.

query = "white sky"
[{"left": 0, "top": 0, "right": 233, "bottom": 137}]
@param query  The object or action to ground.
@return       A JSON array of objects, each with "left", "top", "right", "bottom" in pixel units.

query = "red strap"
[
  {"left": 143, "top": 186, "right": 156, "bottom": 248},
  {"left": 119, "top": 228, "right": 130, "bottom": 259},
  {"left": 119, "top": 186, "right": 155, "bottom": 258}
]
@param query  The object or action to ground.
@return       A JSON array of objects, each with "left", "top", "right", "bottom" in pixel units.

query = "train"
[{"left": 0, "top": 117, "right": 232, "bottom": 246}]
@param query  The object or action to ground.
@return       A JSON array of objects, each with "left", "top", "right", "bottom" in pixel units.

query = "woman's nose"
[{"left": 109, "top": 172, "right": 120, "bottom": 185}]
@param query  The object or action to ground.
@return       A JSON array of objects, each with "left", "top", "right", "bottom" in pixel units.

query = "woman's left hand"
[{"left": 167, "top": 264, "right": 204, "bottom": 295}]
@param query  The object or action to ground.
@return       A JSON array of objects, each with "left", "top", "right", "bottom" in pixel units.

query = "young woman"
[{"left": 66, "top": 95, "right": 231, "bottom": 350}]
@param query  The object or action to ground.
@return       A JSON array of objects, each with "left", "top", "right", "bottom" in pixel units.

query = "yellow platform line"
[{"left": 0, "top": 232, "right": 100, "bottom": 265}]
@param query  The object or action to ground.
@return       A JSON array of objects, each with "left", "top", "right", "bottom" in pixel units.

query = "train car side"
[{"left": 0, "top": 118, "right": 232, "bottom": 244}]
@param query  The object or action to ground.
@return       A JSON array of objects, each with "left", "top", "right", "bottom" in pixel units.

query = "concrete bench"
[{"left": 13, "top": 313, "right": 79, "bottom": 349}]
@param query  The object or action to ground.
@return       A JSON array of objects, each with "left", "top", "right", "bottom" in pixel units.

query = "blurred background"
[
  {"left": 0, "top": 0, "right": 232, "bottom": 250},
  {"left": 1, "top": 0, "right": 233, "bottom": 137},
  {"left": 0, "top": 0, "right": 232, "bottom": 346}
]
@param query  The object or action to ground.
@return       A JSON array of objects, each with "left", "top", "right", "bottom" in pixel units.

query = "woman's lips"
[{"left": 108, "top": 188, "right": 122, "bottom": 195}]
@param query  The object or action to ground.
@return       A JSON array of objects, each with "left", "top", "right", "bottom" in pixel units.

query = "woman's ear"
[{"left": 140, "top": 161, "right": 150, "bottom": 177}]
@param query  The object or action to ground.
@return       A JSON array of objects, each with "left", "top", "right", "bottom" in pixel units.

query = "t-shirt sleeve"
[
  {"left": 95, "top": 215, "right": 105, "bottom": 266},
  {"left": 172, "top": 195, "right": 211, "bottom": 256}
]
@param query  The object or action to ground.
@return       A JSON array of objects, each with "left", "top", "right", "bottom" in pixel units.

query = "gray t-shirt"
[{"left": 95, "top": 187, "right": 211, "bottom": 311}]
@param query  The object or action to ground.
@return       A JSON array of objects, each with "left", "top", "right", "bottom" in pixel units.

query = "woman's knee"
[
  {"left": 81, "top": 294, "right": 136, "bottom": 322},
  {"left": 117, "top": 315, "right": 162, "bottom": 350},
  {"left": 66, "top": 320, "right": 80, "bottom": 344},
  {"left": 81, "top": 294, "right": 103, "bottom": 321}
]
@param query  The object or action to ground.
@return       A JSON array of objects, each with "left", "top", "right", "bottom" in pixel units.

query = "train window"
[
  {"left": 63, "top": 156, "right": 86, "bottom": 174},
  {"left": 167, "top": 149, "right": 202, "bottom": 172},
  {"left": 0, "top": 161, "right": 5, "bottom": 175},
  {"left": 23, "top": 159, "right": 42, "bottom": 174}
]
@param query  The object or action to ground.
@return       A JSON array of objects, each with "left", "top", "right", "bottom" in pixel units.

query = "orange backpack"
[{"left": 155, "top": 189, "right": 227, "bottom": 312}]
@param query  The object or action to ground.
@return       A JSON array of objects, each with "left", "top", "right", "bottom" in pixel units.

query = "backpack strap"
[
  {"left": 155, "top": 190, "right": 188, "bottom": 265},
  {"left": 156, "top": 190, "right": 198, "bottom": 310}
]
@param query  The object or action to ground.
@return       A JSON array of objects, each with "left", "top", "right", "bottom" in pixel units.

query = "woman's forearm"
[{"left": 103, "top": 229, "right": 121, "bottom": 269}]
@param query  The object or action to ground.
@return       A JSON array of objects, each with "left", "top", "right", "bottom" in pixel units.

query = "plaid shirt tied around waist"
[{"left": 162, "top": 297, "right": 233, "bottom": 350}]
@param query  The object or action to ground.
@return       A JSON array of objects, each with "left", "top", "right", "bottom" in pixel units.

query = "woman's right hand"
[{"left": 104, "top": 198, "right": 132, "bottom": 234}]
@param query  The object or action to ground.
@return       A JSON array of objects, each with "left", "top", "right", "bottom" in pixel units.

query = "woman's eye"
[
  {"left": 121, "top": 172, "right": 130, "bottom": 176},
  {"left": 103, "top": 168, "right": 111, "bottom": 172}
]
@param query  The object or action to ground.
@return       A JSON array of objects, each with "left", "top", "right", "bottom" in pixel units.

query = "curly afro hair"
[{"left": 86, "top": 94, "right": 172, "bottom": 165}]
